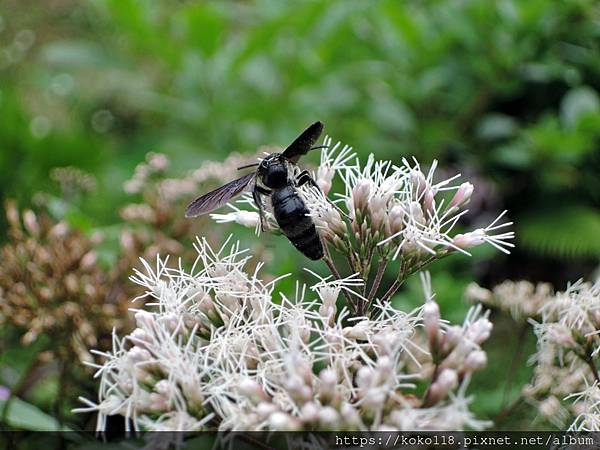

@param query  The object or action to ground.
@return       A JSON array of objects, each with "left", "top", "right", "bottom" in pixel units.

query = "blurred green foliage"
[
  {"left": 2, "top": 0, "right": 600, "bottom": 263},
  {"left": 1, "top": 0, "right": 599, "bottom": 435}
]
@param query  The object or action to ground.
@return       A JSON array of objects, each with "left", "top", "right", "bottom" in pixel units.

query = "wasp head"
[{"left": 258, "top": 153, "right": 289, "bottom": 189}]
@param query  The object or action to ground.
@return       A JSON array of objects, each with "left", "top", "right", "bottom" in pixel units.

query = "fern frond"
[{"left": 517, "top": 206, "right": 600, "bottom": 259}]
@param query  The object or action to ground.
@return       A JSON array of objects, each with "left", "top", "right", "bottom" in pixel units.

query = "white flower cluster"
[
  {"left": 517, "top": 279, "right": 600, "bottom": 428},
  {"left": 213, "top": 137, "right": 514, "bottom": 259},
  {"left": 465, "top": 280, "right": 555, "bottom": 322},
  {"left": 76, "top": 239, "right": 492, "bottom": 432},
  {"left": 211, "top": 138, "right": 514, "bottom": 315},
  {"left": 568, "top": 380, "right": 600, "bottom": 431}
]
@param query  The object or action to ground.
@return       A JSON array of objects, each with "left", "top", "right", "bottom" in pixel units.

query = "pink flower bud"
[
  {"left": 376, "top": 356, "right": 393, "bottom": 381},
  {"left": 426, "top": 368, "right": 458, "bottom": 405},
  {"left": 160, "top": 313, "right": 180, "bottom": 333},
  {"left": 147, "top": 153, "right": 170, "bottom": 171},
  {"left": 300, "top": 402, "right": 320, "bottom": 422},
  {"left": 344, "top": 320, "right": 370, "bottom": 340},
  {"left": 465, "top": 318, "right": 493, "bottom": 344},
  {"left": 316, "top": 166, "right": 334, "bottom": 195},
  {"left": 181, "top": 380, "right": 204, "bottom": 407},
  {"left": 424, "top": 301, "right": 441, "bottom": 350},
  {"left": 119, "top": 231, "right": 136, "bottom": 252},
  {"left": 130, "top": 328, "right": 153, "bottom": 346},
  {"left": 362, "top": 389, "right": 386, "bottom": 409},
  {"left": 238, "top": 378, "right": 267, "bottom": 403},
  {"left": 135, "top": 310, "right": 156, "bottom": 330},
  {"left": 464, "top": 350, "right": 487, "bottom": 372},
  {"left": 452, "top": 229, "right": 486, "bottom": 249},
  {"left": 50, "top": 222, "right": 69, "bottom": 238},
  {"left": 149, "top": 392, "right": 169, "bottom": 412},
  {"left": 356, "top": 366, "right": 374, "bottom": 388},
  {"left": 256, "top": 402, "right": 278, "bottom": 419},
  {"left": 269, "top": 412, "right": 301, "bottom": 431},
  {"left": 340, "top": 402, "right": 363, "bottom": 428},
  {"left": 448, "top": 182, "right": 474, "bottom": 211},
  {"left": 547, "top": 324, "right": 576, "bottom": 347},
  {"left": 539, "top": 396, "right": 561, "bottom": 418},
  {"left": 423, "top": 188, "right": 436, "bottom": 215},
  {"left": 385, "top": 204, "right": 405, "bottom": 237},
  {"left": 368, "top": 196, "right": 387, "bottom": 230},
  {"left": 441, "top": 326, "right": 463, "bottom": 353},
  {"left": 352, "top": 179, "right": 372, "bottom": 212},
  {"left": 409, "top": 201, "right": 425, "bottom": 225},
  {"left": 319, "top": 368, "right": 338, "bottom": 390},
  {"left": 128, "top": 346, "right": 152, "bottom": 363},
  {"left": 23, "top": 210, "right": 39, "bottom": 236},
  {"left": 410, "top": 169, "right": 428, "bottom": 198},
  {"left": 318, "top": 406, "right": 341, "bottom": 428},
  {"left": 154, "top": 380, "right": 171, "bottom": 396},
  {"left": 464, "top": 283, "right": 492, "bottom": 302},
  {"left": 437, "top": 368, "right": 459, "bottom": 390},
  {"left": 296, "top": 359, "right": 314, "bottom": 385},
  {"left": 80, "top": 251, "right": 98, "bottom": 270}
]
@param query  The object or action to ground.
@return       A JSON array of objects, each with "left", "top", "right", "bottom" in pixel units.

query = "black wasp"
[{"left": 185, "top": 121, "right": 327, "bottom": 260}]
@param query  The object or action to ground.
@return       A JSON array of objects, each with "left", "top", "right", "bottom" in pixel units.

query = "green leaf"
[
  {"left": 492, "top": 141, "right": 533, "bottom": 169},
  {"left": 0, "top": 334, "right": 49, "bottom": 387},
  {"left": 477, "top": 113, "right": 519, "bottom": 140},
  {"left": 517, "top": 206, "right": 600, "bottom": 258},
  {"left": 0, "top": 397, "right": 71, "bottom": 431},
  {"left": 561, "top": 86, "right": 600, "bottom": 129}
]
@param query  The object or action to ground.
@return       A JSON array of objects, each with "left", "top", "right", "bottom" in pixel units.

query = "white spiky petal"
[
  {"left": 78, "top": 239, "right": 492, "bottom": 431},
  {"left": 209, "top": 139, "right": 514, "bottom": 269},
  {"left": 78, "top": 145, "right": 509, "bottom": 432}
]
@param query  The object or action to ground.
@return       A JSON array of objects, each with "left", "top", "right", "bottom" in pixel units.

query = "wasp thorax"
[{"left": 259, "top": 155, "right": 289, "bottom": 189}]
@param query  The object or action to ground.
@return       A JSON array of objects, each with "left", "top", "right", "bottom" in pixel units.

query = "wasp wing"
[
  {"left": 185, "top": 172, "right": 256, "bottom": 217},
  {"left": 282, "top": 121, "right": 324, "bottom": 163}
]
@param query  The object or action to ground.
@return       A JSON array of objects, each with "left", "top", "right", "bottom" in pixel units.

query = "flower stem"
[
  {"left": 379, "top": 252, "right": 451, "bottom": 304},
  {"left": 380, "top": 277, "right": 404, "bottom": 304},
  {"left": 494, "top": 395, "right": 525, "bottom": 425},
  {"left": 501, "top": 322, "right": 528, "bottom": 408},
  {"left": 574, "top": 346, "right": 600, "bottom": 385},
  {"left": 584, "top": 351, "right": 600, "bottom": 385},
  {"left": 422, "top": 363, "right": 440, "bottom": 407},
  {"left": 323, "top": 245, "right": 357, "bottom": 314},
  {"left": 367, "top": 257, "right": 388, "bottom": 302}
]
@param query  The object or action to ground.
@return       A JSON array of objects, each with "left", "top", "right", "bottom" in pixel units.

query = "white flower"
[
  {"left": 448, "top": 182, "right": 474, "bottom": 212},
  {"left": 389, "top": 380, "right": 491, "bottom": 431},
  {"left": 517, "top": 278, "right": 600, "bottom": 429},
  {"left": 466, "top": 280, "right": 554, "bottom": 322},
  {"left": 81, "top": 143, "right": 513, "bottom": 431},
  {"left": 211, "top": 208, "right": 261, "bottom": 229},
  {"left": 209, "top": 140, "right": 514, "bottom": 264},
  {"left": 452, "top": 210, "right": 515, "bottom": 255},
  {"left": 314, "top": 136, "right": 356, "bottom": 195},
  {"left": 78, "top": 239, "right": 491, "bottom": 432},
  {"left": 568, "top": 380, "right": 600, "bottom": 431},
  {"left": 427, "top": 368, "right": 459, "bottom": 404}
]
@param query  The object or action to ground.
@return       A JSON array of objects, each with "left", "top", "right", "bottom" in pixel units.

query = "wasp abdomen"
[{"left": 272, "top": 186, "right": 324, "bottom": 261}]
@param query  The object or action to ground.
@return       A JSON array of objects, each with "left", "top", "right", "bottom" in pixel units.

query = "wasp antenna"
[
  {"left": 237, "top": 163, "right": 260, "bottom": 170},
  {"left": 309, "top": 145, "right": 329, "bottom": 151}
]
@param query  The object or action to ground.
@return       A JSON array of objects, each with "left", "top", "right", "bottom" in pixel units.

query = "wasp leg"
[
  {"left": 296, "top": 170, "right": 350, "bottom": 219},
  {"left": 296, "top": 170, "right": 320, "bottom": 189},
  {"left": 255, "top": 185, "right": 272, "bottom": 195},
  {"left": 253, "top": 186, "right": 271, "bottom": 232}
]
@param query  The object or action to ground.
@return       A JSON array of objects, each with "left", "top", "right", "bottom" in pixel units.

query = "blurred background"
[{"left": 1, "top": 0, "right": 600, "bottom": 435}]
